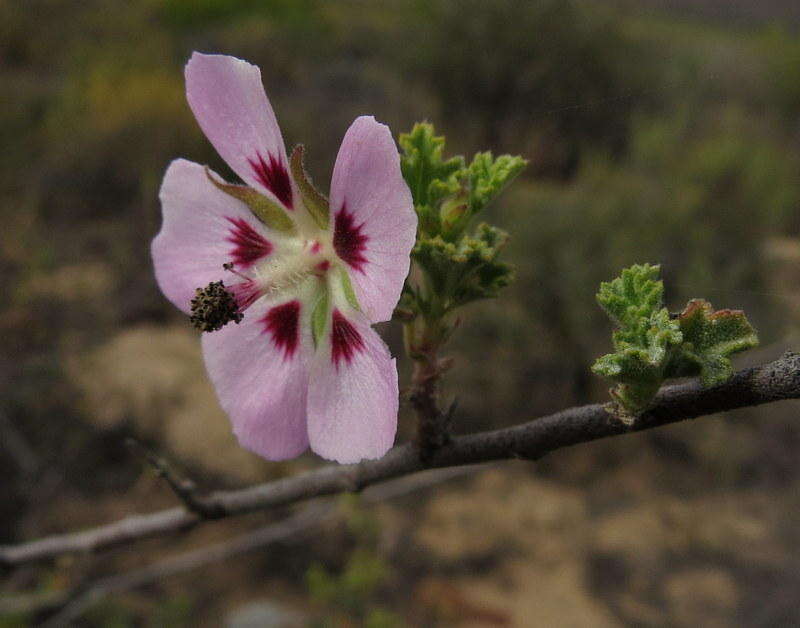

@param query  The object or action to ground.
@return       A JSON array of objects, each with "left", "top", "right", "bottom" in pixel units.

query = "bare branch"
[
  {"left": 36, "top": 466, "right": 482, "bottom": 626},
  {"left": 125, "top": 438, "right": 224, "bottom": 518},
  {"left": 40, "top": 503, "right": 333, "bottom": 628},
  {"left": 2, "top": 352, "right": 799, "bottom": 568}
]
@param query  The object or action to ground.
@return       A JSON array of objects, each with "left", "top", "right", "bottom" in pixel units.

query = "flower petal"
[
  {"left": 330, "top": 116, "right": 417, "bottom": 322},
  {"left": 152, "top": 159, "right": 274, "bottom": 313},
  {"left": 306, "top": 308, "right": 398, "bottom": 463},
  {"left": 185, "top": 52, "right": 294, "bottom": 209},
  {"left": 202, "top": 295, "right": 311, "bottom": 460}
]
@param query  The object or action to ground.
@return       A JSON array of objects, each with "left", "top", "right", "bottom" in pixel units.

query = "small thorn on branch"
[{"left": 125, "top": 439, "right": 225, "bottom": 519}]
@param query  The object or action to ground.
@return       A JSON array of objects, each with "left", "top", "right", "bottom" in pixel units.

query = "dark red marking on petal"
[
  {"left": 228, "top": 280, "right": 262, "bottom": 312},
  {"left": 226, "top": 217, "right": 272, "bottom": 268},
  {"left": 262, "top": 300, "right": 301, "bottom": 359},
  {"left": 248, "top": 151, "right": 293, "bottom": 209},
  {"left": 315, "top": 260, "right": 331, "bottom": 274},
  {"left": 333, "top": 203, "right": 369, "bottom": 272},
  {"left": 331, "top": 309, "right": 365, "bottom": 368}
]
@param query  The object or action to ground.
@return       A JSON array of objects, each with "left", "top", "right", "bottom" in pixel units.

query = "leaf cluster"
[
  {"left": 399, "top": 123, "right": 524, "bottom": 322},
  {"left": 592, "top": 264, "right": 759, "bottom": 418}
]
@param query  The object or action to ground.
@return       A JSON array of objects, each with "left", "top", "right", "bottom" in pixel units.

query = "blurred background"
[{"left": 3, "top": 0, "right": 800, "bottom": 625}]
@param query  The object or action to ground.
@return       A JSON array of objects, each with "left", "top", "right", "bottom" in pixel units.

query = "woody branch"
[{"left": 2, "top": 351, "right": 799, "bottom": 568}]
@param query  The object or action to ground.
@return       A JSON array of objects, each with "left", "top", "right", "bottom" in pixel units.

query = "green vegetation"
[
  {"left": 306, "top": 496, "right": 402, "bottom": 626},
  {"left": 592, "top": 264, "right": 758, "bottom": 417}
]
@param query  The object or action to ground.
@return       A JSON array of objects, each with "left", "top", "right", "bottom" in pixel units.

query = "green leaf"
[
  {"left": 592, "top": 264, "right": 760, "bottom": 418},
  {"left": 205, "top": 168, "right": 295, "bottom": 233},
  {"left": 413, "top": 203, "right": 442, "bottom": 236},
  {"left": 591, "top": 307, "right": 682, "bottom": 416},
  {"left": 668, "top": 299, "right": 759, "bottom": 385},
  {"left": 592, "top": 264, "right": 682, "bottom": 416},
  {"left": 465, "top": 151, "right": 527, "bottom": 215},
  {"left": 596, "top": 263, "right": 664, "bottom": 329},
  {"left": 412, "top": 223, "right": 514, "bottom": 310},
  {"left": 311, "top": 287, "right": 330, "bottom": 349},
  {"left": 437, "top": 152, "right": 527, "bottom": 239},
  {"left": 399, "top": 122, "right": 464, "bottom": 209},
  {"left": 289, "top": 144, "right": 330, "bottom": 229},
  {"left": 398, "top": 122, "right": 524, "bottom": 348}
]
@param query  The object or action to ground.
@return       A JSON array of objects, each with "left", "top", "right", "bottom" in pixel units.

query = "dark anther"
[{"left": 189, "top": 281, "right": 243, "bottom": 332}]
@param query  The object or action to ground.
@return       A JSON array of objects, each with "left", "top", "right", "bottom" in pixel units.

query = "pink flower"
[{"left": 151, "top": 53, "right": 417, "bottom": 463}]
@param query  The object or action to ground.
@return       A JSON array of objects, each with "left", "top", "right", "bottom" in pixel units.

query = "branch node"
[
  {"left": 126, "top": 439, "right": 226, "bottom": 519},
  {"left": 336, "top": 471, "right": 361, "bottom": 494}
]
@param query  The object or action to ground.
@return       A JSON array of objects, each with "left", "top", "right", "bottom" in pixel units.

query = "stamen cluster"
[{"left": 189, "top": 280, "right": 243, "bottom": 332}]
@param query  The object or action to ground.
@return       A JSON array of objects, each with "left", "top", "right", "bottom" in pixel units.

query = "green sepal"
[
  {"left": 339, "top": 266, "right": 360, "bottom": 311},
  {"left": 668, "top": 299, "right": 759, "bottom": 386},
  {"left": 311, "top": 287, "right": 330, "bottom": 349},
  {"left": 204, "top": 167, "right": 295, "bottom": 233},
  {"left": 289, "top": 144, "right": 330, "bottom": 229}
]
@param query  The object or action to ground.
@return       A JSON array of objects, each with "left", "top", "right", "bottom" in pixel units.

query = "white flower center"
[{"left": 251, "top": 237, "right": 334, "bottom": 298}]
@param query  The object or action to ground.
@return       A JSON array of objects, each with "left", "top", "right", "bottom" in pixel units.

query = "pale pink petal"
[
  {"left": 202, "top": 295, "right": 311, "bottom": 460},
  {"left": 306, "top": 308, "right": 398, "bottom": 463},
  {"left": 185, "top": 52, "right": 294, "bottom": 209},
  {"left": 152, "top": 159, "right": 274, "bottom": 313},
  {"left": 329, "top": 116, "right": 417, "bottom": 322}
]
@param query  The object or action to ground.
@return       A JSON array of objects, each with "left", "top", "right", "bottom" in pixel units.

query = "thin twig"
[
  {"left": 37, "top": 466, "right": 482, "bottom": 626},
  {"left": 125, "top": 439, "right": 224, "bottom": 518},
  {"left": 40, "top": 504, "right": 332, "bottom": 627},
  {"left": 2, "top": 352, "right": 799, "bottom": 568}
]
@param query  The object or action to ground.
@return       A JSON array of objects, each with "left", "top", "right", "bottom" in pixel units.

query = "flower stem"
[{"left": 404, "top": 315, "right": 452, "bottom": 460}]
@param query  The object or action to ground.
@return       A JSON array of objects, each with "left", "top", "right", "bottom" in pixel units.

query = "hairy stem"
[{"left": 405, "top": 315, "right": 452, "bottom": 457}]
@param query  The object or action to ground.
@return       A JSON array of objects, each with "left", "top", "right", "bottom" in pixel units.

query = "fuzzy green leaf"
[
  {"left": 412, "top": 223, "right": 513, "bottom": 310},
  {"left": 399, "top": 122, "right": 464, "bottom": 209},
  {"left": 592, "top": 264, "right": 682, "bottom": 416},
  {"left": 668, "top": 299, "right": 759, "bottom": 385},
  {"left": 466, "top": 152, "right": 527, "bottom": 215},
  {"left": 596, "top": 263, "right": 664, "bottom": 330},
  {"left": 398, "top": 122, "right": 524, "bottom": 348},
  {"left": 593, "top": 264, "right": 759, "bottom": 419}
]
